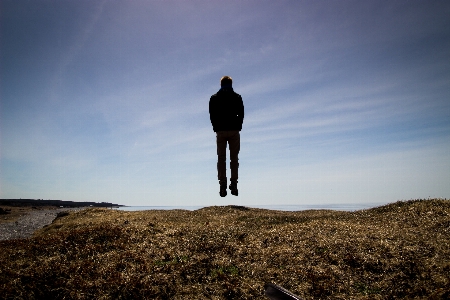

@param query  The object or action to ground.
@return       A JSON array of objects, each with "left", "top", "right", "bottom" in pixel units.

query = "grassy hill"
[{"left": 1, "top": 199, "right": 449, "bottom": 299}]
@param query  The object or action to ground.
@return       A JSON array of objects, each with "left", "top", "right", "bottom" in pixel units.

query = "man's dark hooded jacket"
[{"left": 209, "top": 87, "right": 244, "bottom": 132}]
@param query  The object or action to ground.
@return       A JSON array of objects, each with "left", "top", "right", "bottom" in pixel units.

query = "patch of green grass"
[
  {"left": 354, "top": 282, "right": 382, "bottom": 295},
  {"left": 210, "top": 265, "right": 239, "bottom": 279}
]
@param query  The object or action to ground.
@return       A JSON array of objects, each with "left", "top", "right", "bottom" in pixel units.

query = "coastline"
[
  {"left": 115, "top": 202, "right": 387, "bottom": 212},
  {"left": 0, "top": 207, "right": 85, "bottom": 241}
]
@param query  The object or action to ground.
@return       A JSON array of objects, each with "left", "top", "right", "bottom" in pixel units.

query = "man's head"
[{"left": 220, "top": 76, "right": 233, "bottom": 88}]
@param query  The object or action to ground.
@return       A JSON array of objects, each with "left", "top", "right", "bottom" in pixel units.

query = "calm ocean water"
[{"left": 116, "top": 202, "right": 386, "bottom": 212}]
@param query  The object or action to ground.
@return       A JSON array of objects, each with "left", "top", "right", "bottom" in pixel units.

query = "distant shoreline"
[
  {"left": 116, "top": 202, "right": 389, "bottom": 212},
  {"left": 0, "top": 199, "right": 124, "bottom": 208}
]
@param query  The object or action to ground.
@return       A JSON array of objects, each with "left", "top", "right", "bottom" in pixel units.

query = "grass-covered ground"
[{"left": 1, "top": 199, "right": 449, "bottom": 299}]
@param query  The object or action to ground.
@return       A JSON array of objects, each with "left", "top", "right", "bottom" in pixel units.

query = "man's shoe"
[
  {"left": 229, "top": 182, "right": 238, "bottom": 196},
  {"left": 220, "top": 184, "right": 227, "bottom": 197}
]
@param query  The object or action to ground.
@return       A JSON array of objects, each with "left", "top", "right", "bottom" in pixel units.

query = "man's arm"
[
  {"left": 209, "top": 96, "right": 216, "bottom": 131},
  {"left": 238, "top": 95, "right": 244, "bottom": 129}
]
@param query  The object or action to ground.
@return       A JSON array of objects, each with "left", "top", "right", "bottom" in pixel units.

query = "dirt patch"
[
  {"left": 0, "top": 206, "right": 57, "bottom": 224},
  {"left": 0, "top": 199, "right": 449, "bottom": 299}
]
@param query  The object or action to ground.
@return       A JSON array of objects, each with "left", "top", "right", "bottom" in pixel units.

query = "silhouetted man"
[{"left": 209, "top": 76, "right": 244, "bottom": 197}]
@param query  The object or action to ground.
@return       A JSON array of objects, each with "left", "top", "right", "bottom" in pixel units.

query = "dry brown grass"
[{"left": 1, "top": 199, "right": 449, "bottom": 299}]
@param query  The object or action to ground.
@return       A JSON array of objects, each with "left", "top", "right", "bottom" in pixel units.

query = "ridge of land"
[{"left": 0, "top": 199, "right": 124, "bottom": 208}]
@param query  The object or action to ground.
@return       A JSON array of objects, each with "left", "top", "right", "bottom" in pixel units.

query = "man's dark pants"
[{"left": 216, "top": 130, "right": 240, "bottom": 185}]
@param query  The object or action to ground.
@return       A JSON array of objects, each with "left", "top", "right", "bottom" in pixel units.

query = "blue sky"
[{"left": 1, "top": 0, "right": 449, "bottom": 207}]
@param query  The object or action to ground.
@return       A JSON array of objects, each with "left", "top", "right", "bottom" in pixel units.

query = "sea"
[{"left": 116, "top": 202, "right": 386, "bottom": 212}]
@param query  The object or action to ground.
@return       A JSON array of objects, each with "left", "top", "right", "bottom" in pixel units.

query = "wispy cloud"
[{"left": 1, "top": 1, "right": 449, "bottom": 205}]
